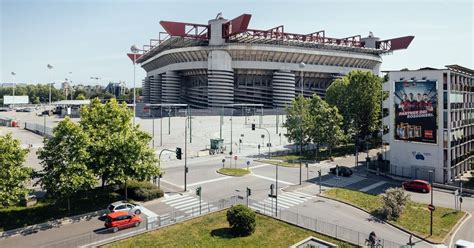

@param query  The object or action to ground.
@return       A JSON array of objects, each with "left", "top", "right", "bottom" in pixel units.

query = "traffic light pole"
[{"left": 184, "top": 112, "right": 188, "bottom": 192}]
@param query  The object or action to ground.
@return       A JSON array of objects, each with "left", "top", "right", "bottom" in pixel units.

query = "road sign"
[
  {"left": 241, "top": 134, "right": 244, "bottom": 137},
  {"left": 237, "top": 196, "right": 244, "bottom": 200},
  {"left": 234, "top": 156, "right": 238, "bottom": 160},
  {"left": 222, "top": 159, "right": 225, "bottom": 163},
  {"left": 246, "top": 161, "right": 250, "bottom": 166},
  {"left": 261, "top": 134, "right": 265, "bottom": 138},
  {"left": 266, "top": 143, "right": 271, "bottom": 147},
  {"left": 428, "top": 204, "right": 435, "bottom": 211},
  {"left": 268, "top": 194, "right": 277, "bottom": 198},
  {"left": 454, "top": 189, "right": 459, "bottom": 196}
]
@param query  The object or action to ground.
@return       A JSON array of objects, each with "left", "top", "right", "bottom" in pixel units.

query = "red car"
[
  {"left": 104, "top": 211, "right": 142, "bottom": 233},
  {"left": 402, "top": 180, "right": 431, "bottom": 193}
]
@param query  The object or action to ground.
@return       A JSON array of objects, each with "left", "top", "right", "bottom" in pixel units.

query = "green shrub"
[
  {"left": 226, "top": 204, "right": 256, "bottom": 236},
  {"left": 381, "top": 187, "right": 410, "bottom": 220},
  {"left": 120, "top": 180, "right": 164, "bottom": 201}
]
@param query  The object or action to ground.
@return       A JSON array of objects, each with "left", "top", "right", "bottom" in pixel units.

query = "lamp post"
[
  {"left": 298, "top": 62, "right": 305, "bottom": 185},
  {"left": 47, "top": 64, "right": 53, "bottom": 113},
  {"left": 11, "top": 72, "right": 16, "bottom": 108},
  {"left": 130, "top": 45, "right": 140, "bottom": 126}
]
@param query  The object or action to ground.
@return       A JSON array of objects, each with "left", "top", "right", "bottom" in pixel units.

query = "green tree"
[
  {"left": 0, "top": 134, "right": 32, "bottom": 207},
  {"left": 75, "top": 93, "right": 86, "bottom": 100},
  {"left": 80, "top": 98, "right": 160, "bottom": 199},
  {"left": 283, "top": 96, "right": 312, "bottom": 151},
  {"left": 32, "top": 96, "right": 41, "bottom": 104},
  {"left": 307, "top": 95, "right": 345, "bottom": 158},
  {"left": 226, "top": 204, "right": 256, "bottom": 236},
  {"left": 326, "top": 70, "right": 382, "bottom": 141},
  {"left": 37, "top": 117, "right": 96, "bottom": 212}
]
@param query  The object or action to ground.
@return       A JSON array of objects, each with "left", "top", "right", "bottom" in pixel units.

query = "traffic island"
[
  {"left": 217, "top": 168, "right": 250, "bottom": 177},
  {"left": 323, "top": 188, "right": 465, "bottom": 243},
  {"left": 103, "top": 210, "right": 354, "bottom": 248}
]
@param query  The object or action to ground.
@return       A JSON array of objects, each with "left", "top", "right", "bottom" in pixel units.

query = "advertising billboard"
[
  {"left": 394, "top": 80, "right": 437, "bottom": 144},
  {"left": 3, "top": 95, "right": 29, "bottom": 104}
]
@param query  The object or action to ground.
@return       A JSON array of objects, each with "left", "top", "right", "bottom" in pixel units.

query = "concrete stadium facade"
[{"left": 136, "top": 14, "right": 413, "bottom": 109}]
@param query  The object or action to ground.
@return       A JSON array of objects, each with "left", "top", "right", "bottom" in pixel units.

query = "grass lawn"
[
  {"left": 271, "top": 142, "right": 380, "bottom": 166},
  {"left": 104, "top": 210, "right": 356, "bottom": 248},
  {"left": 324, "top": 188, "right": 464, "bottom": 242},
  {"left": 218, "top": 168, "right": 250, "bottom": 177},
  {"left": 255, "top": 159, "right": 299, "bottom": 167}
]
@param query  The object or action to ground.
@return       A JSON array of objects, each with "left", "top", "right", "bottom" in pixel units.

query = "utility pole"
[
  {"left": 276, "top": 161, "right": 279, "bottom": 217},
  {"left": 318, "top": 169, "right": 322, "bottom": 194},
  {"left": 160, "top": 107, "right": 163, "bottom": 146},
  {"left": 429, "top": 170, "right": 434, "bottom": 236},
  {"left": 184, "top": 110, "right": 188, "bottom": 192}
]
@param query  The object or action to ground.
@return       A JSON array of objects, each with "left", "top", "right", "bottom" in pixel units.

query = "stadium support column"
[
  {"left": 207, "top": 50, "right": 234, "bottom": 108},
  {"left": 272, "top": 70, "right": 296, "bottom": 108},
  {"left": 150, "top": 74, "right": 162, "bottom": 104},
  {"left": 161, "top": 71, "right": 180, "bottom": 104}
]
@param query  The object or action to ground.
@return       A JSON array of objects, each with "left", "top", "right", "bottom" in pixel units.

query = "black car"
[{"left": 329, "top": 166, "right": 353, "bottom": 177}]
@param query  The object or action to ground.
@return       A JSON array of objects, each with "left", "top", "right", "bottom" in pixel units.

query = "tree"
[
  {"left": 326, "top": 71, "right": 382, "bottom": 141},
  {"left": 75, "top": 93, "right": 86, "bottom": 100},
  {"left": 0, "top": 134, "right": 32, "bottom": 207},
  {"left": 283, "top": 96, "right": 312, "bottom": 151},
  {"left": 37, "top": 117, "right": 96, "bottom": 212},
  {"left": 226, "top": 204, "right": 256, "bottom": 236},
  {"left": 381, "top": 187, "right": 410, "bottom": 220},
  {"left": 80, "top": 98, "right": 160, "bottom": 199},
  {"left": 32, "top": 96, "right": 40, "bottom": 104},
  {"left": 308, "top": 96, "right": 345, "bottom": 158}
]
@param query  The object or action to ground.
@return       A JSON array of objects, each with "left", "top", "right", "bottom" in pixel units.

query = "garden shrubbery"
[
  {"left": 121, "top": 180, "right": 164, "bottom": 201},
  {"left": 226, "top": 204, "right": 256, "bottom": 236}
]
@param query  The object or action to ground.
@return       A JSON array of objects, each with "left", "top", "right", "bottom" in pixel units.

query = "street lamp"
[
  {"left": 47, "top": 64, "right": 53, "bottom": 112},
  {"left": 298, "top": 62, "right": 306, "bottom": 185},
  {"left": 11, "top": 72, "right": 16, "bottom": 108},
  {"left": 130, "top": 45, "right": 140, "bottom": 126}
]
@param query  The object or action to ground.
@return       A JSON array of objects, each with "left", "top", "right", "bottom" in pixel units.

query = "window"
[{"left": 116, "top": 205, "right": 126, "bottom": 210}]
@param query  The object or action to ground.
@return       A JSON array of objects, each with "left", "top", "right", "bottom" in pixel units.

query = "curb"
[
  {"left": 446, "top": 212, "right": 471, "bottom": 246},
  {"left": 215, "top": 169, "right": 250, "bottom": 177},
  {"left": 316, "top": 194, "right": 447, "bottom": 245}
]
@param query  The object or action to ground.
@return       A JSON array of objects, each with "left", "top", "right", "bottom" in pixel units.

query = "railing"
[
  {"left": 41, "top": 196, "right": 243, "bottom": 248},
  {"left": 247, "top": 198, "right": 404, "bottom": 248},
  {"left": 24, "top": 122, "right": 53, "bottom": 137}
]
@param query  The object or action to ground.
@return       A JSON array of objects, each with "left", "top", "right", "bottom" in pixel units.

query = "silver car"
[{"left": 107, "top": 201, "right": 142, "bottom": 215}]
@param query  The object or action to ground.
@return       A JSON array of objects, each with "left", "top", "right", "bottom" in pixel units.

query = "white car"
[{"left": 107, "top": 201, "right": 142, "bottom": 215}]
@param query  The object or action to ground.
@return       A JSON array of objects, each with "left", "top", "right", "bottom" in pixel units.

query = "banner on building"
[
  {"left": 3, "top": 95, "right": 29, "bottom": 104},
  {"left": 394, "top": 80, "right": 437, "bottom": 144}
]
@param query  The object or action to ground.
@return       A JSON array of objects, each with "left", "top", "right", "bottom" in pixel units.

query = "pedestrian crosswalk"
[
  {"left": 162, "top": 194, "right": 218, "bottom": 215},
  {"left": 249, "top": 191, "right": 313, "bottom": 213},
  {"left": 321, "top": 174, "right": 365, "bottom": 188}
]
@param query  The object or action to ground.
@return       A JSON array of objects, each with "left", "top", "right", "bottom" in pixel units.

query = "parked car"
[
  {"left": 329, "top": 165, "right": 353, "bottom": 177},
  {"left": 402, "top": 179, "right": 431, "bottom": 193},
  {"left": 107, "top": 201, "right": 142, "bottom": 215},
  {"left": 104, "top": 211, "right": 142, "bottom": 233}
]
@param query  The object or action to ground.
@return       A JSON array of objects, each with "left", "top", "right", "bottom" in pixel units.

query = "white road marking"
[
  {"left": 140, "top": 206, "right": 158, "bottom": 218},
  {"left": 249, "top": 164, "right": 270, "bottom": 169},
  {"left": 249, "top": 191, "right": 314, "bottom": 213},
  {"left": 360, "top": 181, "right": 386, "bottom": 192},
  {"left": 187, "top": 176, "right": 232, "bottom": 187},
  {"left": 251, "top": 173, "right": 293, "bottom": 185}
]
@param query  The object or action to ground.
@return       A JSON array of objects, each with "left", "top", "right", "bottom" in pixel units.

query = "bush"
[
  {"left": 381, "top": 187, "right": 410, "bottom": 220},
  {"left": 226, "top": 204, "right": 256, "bottom": 236},
  {"left": 120, "top": 180, "right": 164, "bottom": 201}
]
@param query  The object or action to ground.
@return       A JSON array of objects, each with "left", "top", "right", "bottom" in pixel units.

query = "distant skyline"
[{"left": 1, "top": 0, "right": 473, "bottom": 87}]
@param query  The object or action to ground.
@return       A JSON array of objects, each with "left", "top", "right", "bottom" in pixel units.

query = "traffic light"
[
  {"left": 251, "top": 124, "right": 255, "bottom": 130},
  {"left": 196, "top": 186, "right": 202, "bottom": 197},
  {"left": 176, "top": 147, "right": 182, "bottom": 160},
  {"left": 246, "top": 187, "right": 251, "bottom": 196}
]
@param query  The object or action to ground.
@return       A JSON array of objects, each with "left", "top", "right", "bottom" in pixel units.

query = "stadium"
[{"left": 134, "top": 13, "right": 414, "bottom": 109}]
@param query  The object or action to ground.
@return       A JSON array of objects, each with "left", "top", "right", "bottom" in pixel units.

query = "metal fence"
[
  {"left": 24, "top": 122, "right": 53, "bottom": 137},
  {"left": 247, "top": 198, "right": 405, "bottom": 248},
  {"left": 41, "top": 196, "right": 244, "bottom": 248}
]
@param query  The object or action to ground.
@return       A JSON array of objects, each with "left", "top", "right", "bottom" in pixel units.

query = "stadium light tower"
[
  {"left": 47, "top": 64, "right": 54, "bottom": 111},
  {"left": 130, "top": 45, "right": 140, "bottom": 125},
  {"left": 11, "top": 72, "right": 16, "bottom": 108}
]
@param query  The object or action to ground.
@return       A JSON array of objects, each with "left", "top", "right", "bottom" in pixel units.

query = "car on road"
[
  {"left": 107, "top": 201, "right": 142, "bottom": 215},
  {"left": 104, "top": 211, "right": 142, "bottom": 233},
  {"left": 329, "top": 166, "right": 353, "bottom": 177},
  {"left": 402, "top": 179, "right": 431, "bottom": 193}
]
